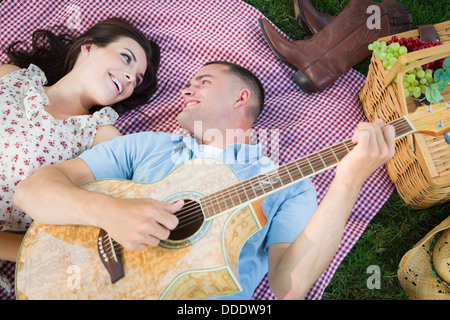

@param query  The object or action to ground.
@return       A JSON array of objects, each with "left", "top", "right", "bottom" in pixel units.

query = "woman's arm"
[
  {"left": 0, "top": 232, "right": 24, "bottom": 262},
  {"left": 14, "top": 158, "right": 181, "bottom": 250},
  {"left": 0, "top": 64, "right": 20, "bottom": 78},
  {"left": 92, "top": 124, "right": 121, "bottom": 146}
]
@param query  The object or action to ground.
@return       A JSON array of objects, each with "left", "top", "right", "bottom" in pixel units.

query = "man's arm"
[
  {"left": 267, "top": 119, "right": 395, "bottom": 299},
  {"left": 14, "top": 158, "right": 182, "bottom": 250}
]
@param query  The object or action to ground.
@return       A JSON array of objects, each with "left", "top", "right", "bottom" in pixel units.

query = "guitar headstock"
[{"left": 407, "top": 102, "right": 450, "bottom": 137}]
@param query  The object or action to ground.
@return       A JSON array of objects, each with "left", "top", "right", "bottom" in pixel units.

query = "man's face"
[{"left": 177, "top": 64, "right": 239, "bottom": 136}]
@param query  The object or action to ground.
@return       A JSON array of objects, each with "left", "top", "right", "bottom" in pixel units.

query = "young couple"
[{"left": 2, "top": 2, "right": 395, "bottom": 300}]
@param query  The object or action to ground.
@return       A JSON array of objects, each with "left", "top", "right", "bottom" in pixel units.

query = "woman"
[{"left": 0, "top": 17, "right": 160, "bottom": 299}]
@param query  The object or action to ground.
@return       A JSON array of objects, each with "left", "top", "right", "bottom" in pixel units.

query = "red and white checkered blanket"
[{"left": 0, "top": 0, "right": 394, "bottom": 300}]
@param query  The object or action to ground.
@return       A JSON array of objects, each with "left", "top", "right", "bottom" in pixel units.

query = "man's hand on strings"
[
  {"left": 335, "top": 118, "right": 395, "bottom": 189},
  {"left": 102, "top": 198, "right": 183, "bottom": 250}
]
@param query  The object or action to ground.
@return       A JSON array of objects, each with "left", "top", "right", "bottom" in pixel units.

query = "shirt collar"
[{"left": 173, "top": 134, "right": 263, "bottom": 164}]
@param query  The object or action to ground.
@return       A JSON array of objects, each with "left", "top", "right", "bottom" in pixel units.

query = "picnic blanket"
[{"left": 0, "top": 0, "right": 395, "bottom": 300}]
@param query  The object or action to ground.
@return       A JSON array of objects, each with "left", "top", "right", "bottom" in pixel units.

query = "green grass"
[{"left": 244, "top": 0, "right": 450, "bottom": 299}]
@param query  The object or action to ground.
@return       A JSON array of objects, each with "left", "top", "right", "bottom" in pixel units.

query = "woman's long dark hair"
[{"left": 5, "top": 17, "right": 160, "bottom": 115}]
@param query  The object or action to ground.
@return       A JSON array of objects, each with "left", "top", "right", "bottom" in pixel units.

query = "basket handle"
[
  {"left": 384, "top": 43, "right": 450, "bottom": 87},
  {"left": 386, "top": 43, "right": 450, "bottom": 150}
]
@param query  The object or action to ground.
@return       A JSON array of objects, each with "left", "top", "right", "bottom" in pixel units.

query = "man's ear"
[{"left": 233, "top": 89, "right": 251, "bottom": 109}]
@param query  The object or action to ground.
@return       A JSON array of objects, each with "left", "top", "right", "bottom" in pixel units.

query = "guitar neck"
[{"left": 200, "top": 116, "right": 415, "bottom": 218}]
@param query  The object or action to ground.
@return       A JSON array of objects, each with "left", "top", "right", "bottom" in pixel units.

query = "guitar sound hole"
[{"left": 169, "top": 199, "right": 204, "bottom": 241}]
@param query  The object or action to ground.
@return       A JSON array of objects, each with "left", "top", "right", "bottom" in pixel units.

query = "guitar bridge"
[{"left": 97, "top": 229, "right": 124, "bottom": 283}]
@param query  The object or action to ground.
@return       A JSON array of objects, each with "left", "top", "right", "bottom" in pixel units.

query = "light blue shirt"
[{"left": 79, "top": 132, "right": 318, "bottom": 299}]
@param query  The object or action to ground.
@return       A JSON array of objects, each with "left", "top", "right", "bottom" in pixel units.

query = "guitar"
[{"left": 15, "top": 103, "right": 450, "bottom": 300}]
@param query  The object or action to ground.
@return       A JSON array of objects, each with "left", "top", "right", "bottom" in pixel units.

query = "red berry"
[
  {"left": 414, "top": 39, "right": 422, "bottom": 46},
  {"left": 392, "top": 36, "right": 398, "bottom": 42},
  {"left": 435, "top": 59, "right": 444, "bottom": 69}
]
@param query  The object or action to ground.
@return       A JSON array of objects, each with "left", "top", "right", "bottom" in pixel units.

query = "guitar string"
[
  {"left": 147, "top": 116, "right": 414, "bottom": 220},
  {"left": 173, "top": 118, "right": 414, "bottom": 230},
  {"left": 104, "top": 116, "right": 416, "bottom": 253},
  {"left": 164, "top": 117, "right": 414, "bottom": 230},
  {"left": 198, "top": 118, "right": 411, "bottom": 216},
  {"left": 174, "top": 117, "right": 415, "bottom": 230},
  {"left": 168, "top": 137, "right": 355, "bottom": 219}
]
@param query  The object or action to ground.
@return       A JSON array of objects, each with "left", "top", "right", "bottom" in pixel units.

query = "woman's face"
[{"left": 80, "top": 36, "right": 147, "bottom": 106}]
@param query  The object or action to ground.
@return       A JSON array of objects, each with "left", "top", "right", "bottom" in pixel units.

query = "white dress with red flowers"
[
  {"left": 0, "top": 64, "right": 119, "bottom": 232},
  {"left": 0, "top": 64, "right": 119, "bottom": 295}
]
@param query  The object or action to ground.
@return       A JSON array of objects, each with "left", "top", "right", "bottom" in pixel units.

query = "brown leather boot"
[
  {"left": 259, "top": 0, "right": 410, "bottom": 93},
  {"left": 294, "top": 0, "right": 412, "bottom": 36},
  {"left": 293, "top": 0, "right": 334, "bottom": 36}
]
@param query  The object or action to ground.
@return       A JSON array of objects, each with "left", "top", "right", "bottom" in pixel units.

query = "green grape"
[
  {"left": 404, "top": 88, "right": 410, "bottom": 97},
  {"left": 420, "top": 85, "right": 427, "bottom": 94},
  {"left": 368, "top": 44, "right": 374, "bottom": 50},
  {"left": 383, "top": 60, "right": 390, "bottom": 68},
  {"left": 406, "top": 74, "right": 416, "bottom": 83},
  {"left": 390, "top": 42, "right": 400, "bottom": 51},
  {"left": 389, "top": 57, "right": 397, "bottom": 65},
  {"left": 372, "top": 41, "right": 380, "bottom": 49},
  {"left": 416, "top": 70, "right": 425, "bottom": 78},
  {"left": 412, "top": 79, "right": 419, "bottom": 86},
  {"left": 399, "top": 46, "right": 407, "bottom": 55},
  {"left": 403, "top": 79, "right": 410, "bottom": 88},
  {"left": 425, "top": 72, "right": 433, "bottom": 81},
  {"left": 413, "top": 91, "right": 421, "bottom": 98}
]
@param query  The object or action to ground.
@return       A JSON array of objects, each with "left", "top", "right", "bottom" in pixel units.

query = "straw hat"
[{"left": 398, "top": 215, "right": 450, "bottom": 300}]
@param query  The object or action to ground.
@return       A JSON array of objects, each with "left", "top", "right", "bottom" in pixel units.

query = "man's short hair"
[{"left": 203, "top": 61, "right": 265, "bottom": 120}]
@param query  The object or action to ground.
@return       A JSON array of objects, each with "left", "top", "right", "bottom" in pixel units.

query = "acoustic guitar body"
[{"left": 15, "top": 158, "right": 267, "bottom": 300}]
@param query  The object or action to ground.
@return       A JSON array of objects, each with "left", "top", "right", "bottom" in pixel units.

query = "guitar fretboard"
[{"left": 200, "top": 116, "right": 415, "bottom": 218}]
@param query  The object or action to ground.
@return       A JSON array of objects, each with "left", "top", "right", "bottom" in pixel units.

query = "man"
[{"left": 15, "top": 61, "right": 395, "bottom": 299}]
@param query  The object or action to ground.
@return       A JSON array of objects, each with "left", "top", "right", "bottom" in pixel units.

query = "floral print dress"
[{"left": 0, "top": 64, "right": 119, "bottom": 298}]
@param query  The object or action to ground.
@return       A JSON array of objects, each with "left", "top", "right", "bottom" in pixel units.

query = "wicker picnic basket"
[{"left": 359, "top": 21, "right": 450, "bottom": 209}]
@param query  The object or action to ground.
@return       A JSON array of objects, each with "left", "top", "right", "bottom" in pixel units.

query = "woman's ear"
[
  {"left": 233, "top": 89, "right": 251, "bottom": 109},
  {"left": 80, "top": 43, "right": 93, "bottom": 56}
]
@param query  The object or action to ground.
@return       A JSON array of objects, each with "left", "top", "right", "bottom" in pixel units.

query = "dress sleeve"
[{"left": 79, "top": 107, "right": 119, "bottom": 149}]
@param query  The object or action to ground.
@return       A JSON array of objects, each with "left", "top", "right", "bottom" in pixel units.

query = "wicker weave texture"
[{"left": 359, "top": 21, "right": 450, "bottom": 209}]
